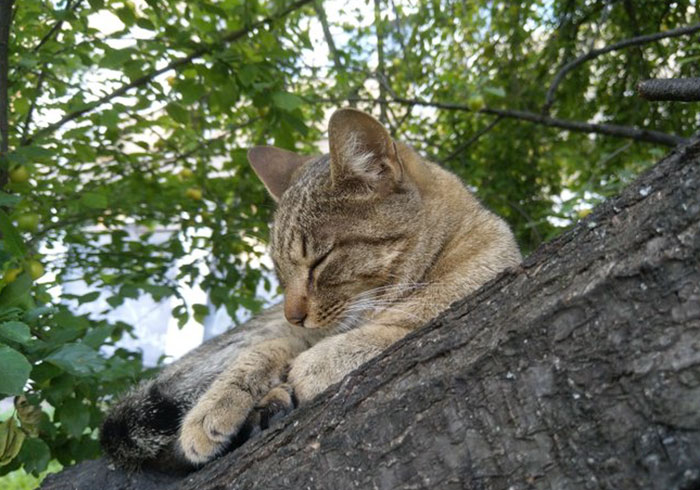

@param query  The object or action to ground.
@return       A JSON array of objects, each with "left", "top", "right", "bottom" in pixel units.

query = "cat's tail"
[{"left": 100, "top": 380, "right": 194, "bottom": 473}]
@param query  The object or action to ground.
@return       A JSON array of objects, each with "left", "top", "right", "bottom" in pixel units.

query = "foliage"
[
  {"left": 0, "top": 456, "right": 61, "bottom": 489},
  {"left": 0, "top": 0, "right": 697, "bottom": 478}
]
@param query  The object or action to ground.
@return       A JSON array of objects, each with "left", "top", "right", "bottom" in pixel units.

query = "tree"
[
  {"left": 39, "top": 132, "right": 700, "bottom": 490},
  {"left": 0, "top": 0, "right": 698, "bottom": 480}
]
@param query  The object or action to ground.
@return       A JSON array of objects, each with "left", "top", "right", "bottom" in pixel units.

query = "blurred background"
[{"left": 0, "top": 0, "right": 698, "bottom": 485}]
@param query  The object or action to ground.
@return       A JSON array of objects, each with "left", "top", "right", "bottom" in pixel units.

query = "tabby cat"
[{"left": 100, "top": 108, "right": 521, "bottom": 471}]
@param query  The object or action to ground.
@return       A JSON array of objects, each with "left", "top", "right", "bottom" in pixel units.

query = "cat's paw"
[
  {"left": 178, "top": 388, "right": 254, "bottom": 464},
  {"left": 254, "top": 383, "right": 296, "bottom": 430},
  {"left": 288, "top": 346, "right": 344, "bottom": 404}
]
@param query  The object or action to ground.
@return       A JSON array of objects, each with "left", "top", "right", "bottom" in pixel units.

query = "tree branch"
[
  {"left": 0, "top": 0, "right": 14, "bottom": 190},
  {"left": 39, "top": 136, "right": 700, "bottom": 490},
  {"left": 312, "top": 0, "right": 342, "bottom": 71},
  {"left": 373, "top": 0, "right": 388, "bottom": 125},
  {"left": 315, "top": 96, "right": 688, "bottom": 147},
  {"left": 543, "top": 22, "right": 700, "bottom": 112},
  {"left": 24, "top": 0, "right": 313, "bottom": 145},
  {"left": 481, "top": 105, "right": 687, "bottom": 147},
  {"left": 32, "top": 0, "right": 79, "bottom": 53},
  {"left": 637, "top": 77, "right": 700, "bottom": 102}
]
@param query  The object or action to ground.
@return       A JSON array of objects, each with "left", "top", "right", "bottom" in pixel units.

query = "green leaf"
[
  {"left": 79, "top": 192, "right": 108, "bottom": 209},
  {"left": 99, "top": 110, "right": 120, "bottom": 129},
  {"left": 165, "top": 103, "right": 189, "bottom": 124},
  {"left": 101, "top": 47, "right": 132, "bottom": 69},
  {"left": 13, "top": 98, "right": 30, "bottom": 116},
  {"left": 115, "top": 6, "right": 136, "bottom": 26},
  {"left": 136, "top": 17, "right": 155, "bottom": 30},
  {"left": 0, "top": 345, "right": 32, "bottom": 396},
  {"left": 271, "top": 91, "right": 302, "bottom": 112},
  {"left": 77, "top": 291, "right": 100, "bottom": 305},
  {"left": 10, "top": 146, "right": 52, "bottom": 164},
  {"left": 0, "top": 306, "right": 23, "bottom": 323},
  {"left": 106, "top": 294, "right": 124, "bottom": 307},
  {"left": 16, "top": 437, "right": 50, "bottom": 476},
  {"left": 483, "top": 86, "right": 506, "bottom": 98},
  {"left": 30, "top": 362, "right": 61, "bottom": 385},
  {"left": 177, "top": 79, "right": 203, "bottom": 105},
  {"left": 142, "top": 284, "right": 173, "bottom": 300},
  {"left": 172, "top": 304, "right": 188, "bottom": 327},
  {"left": 0, "top": 417, "right": 25, "bottom": 466},
  {"left": 237, "top": 65, "right": 257, "bottom": 87},
  {"left": 123, "top": 59, "right": 146, "bottom": 81},
  {"left": 82, "top": 324, "right": 115, "bottom": 349},
  {"left": 0, "top": 273, "right": 33, "bottom": 310},
  {"left": 71, "top": 434, "right": 101, "bottom": 461},
  {"left": 23, "top": 306, "right": 55, "bottom": 325},
  {"left": 57, "top": 398, "right": 90, "bottom": 438},
  {"left": 193, "top": 303, "right": 208, "bottom": 323},
  {"left": 0, "top": 192, "right": 21, "bottom": 207},
  {"left": 46, "top": 343, "right": 105, "bottom": 376},
  {"left": 0, "top": 321, "right": 31, "bottom": 344},
  {"left": 43, "top": 374, "right": 75, "bottom": 406},
  {"left": 0, "top": 210, "right": 26, "bottom": 257}
]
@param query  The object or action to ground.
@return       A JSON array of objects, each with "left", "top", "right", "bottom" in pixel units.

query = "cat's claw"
[{"left": 254, "top": 383, "right": 297, "bottom": 431}]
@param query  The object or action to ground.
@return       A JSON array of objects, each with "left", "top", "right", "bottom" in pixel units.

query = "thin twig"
[
  {"left": 440, "top": 116, "right": 503, "bottom": 164},
  {"left": 374, "top": 71, "right": 403, "bottom": 135},
  {"left": 312, "top": 0, "right": 342, "bottom": 71},
  {"left": 24, "top": 0, "right": 313, "bottom": 145},
  {"left": 160, "top": 116, "right": 261, "bottom": 166},
  {"left": 597, "top": 141, "right": 632, "bottom": 168},
  {"left": 543, "top": 22, "right": 700, "bottom": 112},
  {"left": 637, "top": 78, "right": 700, "bottom": 102},
  {"left": 506, "top": 198, "right": 543, "bottom": 244},
  {"left": 32, "top": 0, "right": 79, "bottom": 53},
  {"left": 314, "top": 96, "right": 688, "bottom": 147},
  {"left": 374, "top": 0, "right": 388, "bottom": 125},
  {"left": 386, "top": 0, "right": 414, "bottom": 129},
  {"left": 20, "top": 69, "right": 46, "bottom": 144}
]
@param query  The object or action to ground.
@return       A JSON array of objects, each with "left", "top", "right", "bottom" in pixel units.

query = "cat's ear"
[
  {"left": 247, "top": 146, "right": 312, "bottom": 201},
  {"left": 328, "top": 108, "right": 403, "bottom": 187}
]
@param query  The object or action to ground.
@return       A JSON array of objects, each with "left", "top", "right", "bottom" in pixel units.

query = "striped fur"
[{"left": 101, "top": 108, "right": 521, "bottom": 470}]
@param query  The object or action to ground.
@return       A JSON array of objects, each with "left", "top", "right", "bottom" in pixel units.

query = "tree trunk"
[{"left": 41, "top": 137, "right": 700, "bottom": 490}]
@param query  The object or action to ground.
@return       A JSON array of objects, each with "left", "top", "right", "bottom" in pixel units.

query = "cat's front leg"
[
  {"left": 178, "top": 337, "right": 307, "bottom": 463},
  {"left": 247, "top": 324, "right": 408, "bottom": 428},
  {"left": 289, "top": 323, "right": 408, "bottom": 404}
]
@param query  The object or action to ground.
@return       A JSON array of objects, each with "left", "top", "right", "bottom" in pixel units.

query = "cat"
[{"left": 100, "top": 108, "right": 522, "bottom": 471}]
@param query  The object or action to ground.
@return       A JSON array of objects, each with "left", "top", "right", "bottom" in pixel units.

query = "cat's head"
[{"left": 248, "top": 108, "right": 428, "bottom": 330}]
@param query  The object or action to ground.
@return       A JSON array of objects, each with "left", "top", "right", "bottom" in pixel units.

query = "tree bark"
[
  {"left": 41, "top": 136, "right": 700, "bottom": 490},
  {"left": 637, "top": 78, "right": 700, "bottom": 102},
  {"left": 0, "top": 0, "right": 15, "bottom": 190}
]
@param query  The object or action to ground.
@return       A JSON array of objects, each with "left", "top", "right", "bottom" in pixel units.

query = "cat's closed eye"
[{"left": 308, "top": 248, "right": 333, "bottom": 287}]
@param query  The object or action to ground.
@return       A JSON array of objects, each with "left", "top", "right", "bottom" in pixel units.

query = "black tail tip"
[{"left": 100, "top": 383, "right": 186, "bottom": 472}]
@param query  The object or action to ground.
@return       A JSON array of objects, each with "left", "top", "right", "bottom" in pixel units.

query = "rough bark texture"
[
  {"left": 637, "top": 78, "right": 700, "bottom": 102},
  {"left": 42, "top": 137, "right": 700, "bottom": 490}
]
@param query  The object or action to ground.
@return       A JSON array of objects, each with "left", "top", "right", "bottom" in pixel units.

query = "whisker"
[{"left": 325, "top": 279, "right": 444, "bottom": 333}]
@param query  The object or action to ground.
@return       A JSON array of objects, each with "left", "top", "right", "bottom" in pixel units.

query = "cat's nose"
[
  {"left": 284, "top": 296, "right": 308, "bottom": 327},
  {"left": 287, "top": 312, "right": 307, "bottom": 327}
]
